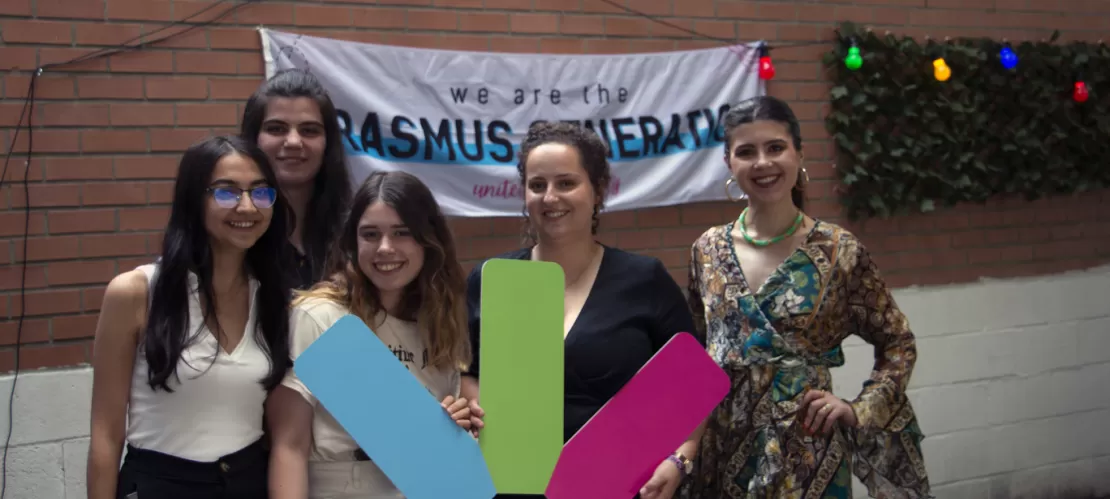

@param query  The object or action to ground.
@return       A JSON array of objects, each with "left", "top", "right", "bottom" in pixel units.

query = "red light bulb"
[
  {"left": 759, "top": 56, "right": 775, "bottom": 80},
  {"left": 1073, "top": 81, "right": 1089, "bottom": 103},
  {"left": 757, "top": 44, "right": 775, "bottom": 80}
]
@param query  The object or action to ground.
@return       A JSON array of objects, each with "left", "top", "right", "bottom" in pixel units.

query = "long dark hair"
[
  {"left": 301, "top": 171, "right": 472, "bottom": 371},
  {"left": 240, "top": 69, "right": 351, "bottom": 284},
  {"left": 144, "top": 135, "right": 293, "bottom": 392},
  {"left": 722, "top": 96, "right": 806, "bottom": 210}
]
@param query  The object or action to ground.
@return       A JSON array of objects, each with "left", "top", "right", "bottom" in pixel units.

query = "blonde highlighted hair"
[{"left": 295, "top": 171, "right": 471, "bottom": 371}]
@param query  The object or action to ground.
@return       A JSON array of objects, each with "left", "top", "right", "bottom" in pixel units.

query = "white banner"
[{"left": 260, "top": 29, "right": 764, "bottom": 217}]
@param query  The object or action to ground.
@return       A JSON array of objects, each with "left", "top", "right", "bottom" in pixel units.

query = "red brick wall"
[{"left": 1, "top": 0, "right": 1108, "bottom": 372}]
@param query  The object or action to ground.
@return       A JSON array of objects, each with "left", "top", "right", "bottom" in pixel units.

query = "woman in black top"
[
  {"left": 240, "top": 69, "right": 352, "bottom": 290},
  {"left": 461, "top": 122, "right": 703, "bottom": 499}
]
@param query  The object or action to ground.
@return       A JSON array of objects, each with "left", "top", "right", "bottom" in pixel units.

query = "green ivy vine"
[{"left": 822, "top": 22, "right": 1110, "bottom": 220}]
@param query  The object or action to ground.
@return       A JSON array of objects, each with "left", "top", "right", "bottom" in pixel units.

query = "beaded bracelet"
[{"left": 666, "top": 454, "right": 686, "bottom": 475}]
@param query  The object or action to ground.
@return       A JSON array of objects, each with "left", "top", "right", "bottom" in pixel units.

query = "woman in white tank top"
[
  {"left": 86, "top": 135, "right": 296, "bottom": 499},
  {"left": 267, "top": 170, "right": 480, "bottom": 498}
]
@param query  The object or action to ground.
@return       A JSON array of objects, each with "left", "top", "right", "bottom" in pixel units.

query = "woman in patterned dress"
[{"left": 679, "top": 96, "right": 931, "bottom": 499}]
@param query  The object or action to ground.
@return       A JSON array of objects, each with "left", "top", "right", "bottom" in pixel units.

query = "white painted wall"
[{"left": 1, "top": 265, "right": 1108, "bottom": 498}]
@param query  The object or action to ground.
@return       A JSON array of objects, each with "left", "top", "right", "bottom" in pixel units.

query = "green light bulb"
[{"left": 845, "top": 46, "right": 862, "bottom": 70}]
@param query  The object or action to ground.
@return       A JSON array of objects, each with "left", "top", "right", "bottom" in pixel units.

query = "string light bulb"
[
  {"left": 1073, "top": 80, "right": 1089, "bottom": 103},
  {"left": 932, "top": 57, "right": 951, "bottom": 81},
  {"left": 758, "top": 43, "right": 775, "bottom": 80},
  {"left": 999, "top": 42, "right": 1018, "bottom": 70},
  {"left": 844, "top": 39, "right": 862, "bottom": 70}
]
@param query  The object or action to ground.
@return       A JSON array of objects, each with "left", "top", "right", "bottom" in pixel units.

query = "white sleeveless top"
[{"left": 125, "top": 263, "right": 272, "bottom": 462}]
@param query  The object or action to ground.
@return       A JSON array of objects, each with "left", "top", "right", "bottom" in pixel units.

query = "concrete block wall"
[
  {"left": 832, "top": 265, "right": 1110, "bottom": 499},
  {"left": 0, "top": 369, "right": 90, "bottom": 498}
]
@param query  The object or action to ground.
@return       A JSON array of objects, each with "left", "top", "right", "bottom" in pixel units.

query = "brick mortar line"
[
  {"left": 457, "top": 235, "right": 1101, "bottom": 253},
  {"left": 2, "top": 115, "right": 835, "bottom": 124},
  {"left": 8, "top": 28, "right": 1101, "bottom": 47},
  {"left": 6, "top": 250, "right": 1109, "bottom": 292},
  {"left": 5, "top": 15, "right": 1099, "bottom": 25},
  {"left": 0, "top": 259, "right": 156, "bottom": 265},
  {"left": 5, "top": 17, "right": 1109, "bottom": 27},
  {"left": 0, "top": 202, "right": 1094, "bottom": 216},
  {"left": 2, "top": 179, "right": 175, "bottom": 183},
  {"left": 919, "top": 407, "right": 1110, "bottom": 441},
  {"left": 0, "top": 208, "right": 172, "bottom": 214},
  {"left": 906, "top": 359, "right": 1110, "bottom": 390},
  {"left": 891, "top": 317, "right": 1110, "bottom": 342},
  {"left": 877, "top": 255, "right": 1109, "bottom": 267},
  {"left": 0, "top": 125, "right": 250, "bottom": 129},
  {"left": 0, "top": 242, "right": 1095, "bottom": 256},
  {"left": 0, "top": 435, "right": 92, "bottom": 448},
  {"left": 0, "top": 234, "right": 163, "bottom": 240},
  {"left": 6, "top": 40, "right": 781, "bottom": 50},
  {"left": 0, "top": 336, "right": 91, "bottom": 348},
  {"left": 0, "top": 155, "right": 194, "bottom": 160},
  {"left": 927, "top": 454, "right": 1110, "bottom": 488},
  {"left": 5, "top": 287, "right": 117, "bottom": 296}
]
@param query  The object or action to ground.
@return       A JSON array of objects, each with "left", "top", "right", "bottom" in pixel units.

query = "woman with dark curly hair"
[{"left": 460, "top": 121, "right": 702, "bottom": 499}]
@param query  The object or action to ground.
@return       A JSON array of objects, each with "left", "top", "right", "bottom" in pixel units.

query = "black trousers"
[{"left": 115, "top": 439, "right": 268, "bottom": 499}]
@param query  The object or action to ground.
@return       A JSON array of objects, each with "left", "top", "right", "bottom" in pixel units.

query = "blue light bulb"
[{"left": 1000, "top": 45, "right": 1018, "bottom": 69}]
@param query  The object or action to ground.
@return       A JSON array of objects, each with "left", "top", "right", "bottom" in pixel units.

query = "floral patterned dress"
[{"left": 678, "top": 220, "right": 931, "bottom": 499}]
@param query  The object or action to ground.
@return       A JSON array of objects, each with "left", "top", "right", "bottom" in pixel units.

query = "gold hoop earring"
[
  {"left": 796, "top": 166, "right": 810, "bottom": 189},
  {"left": 725, "top": 177, "right": 744, "bottom": 202}
]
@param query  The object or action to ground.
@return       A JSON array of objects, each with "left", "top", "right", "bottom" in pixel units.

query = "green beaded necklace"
[{"left": 737, "top": 207, "right": 804, "bottom": 247}]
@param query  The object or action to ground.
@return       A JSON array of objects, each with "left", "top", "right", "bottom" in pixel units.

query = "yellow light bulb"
[{"left": 933, "top": 58, "right": 951, "bottom": 81}]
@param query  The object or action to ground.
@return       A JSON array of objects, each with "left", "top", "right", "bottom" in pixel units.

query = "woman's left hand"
[
  {"left": 440, "top": 395, "right": 471, "bottom": 430},
  {"left": 798, "top": 389, "right": 857, "bottom": 436},
  {"left": 639, "top": 457, "right": 682, "bottom": 499}
]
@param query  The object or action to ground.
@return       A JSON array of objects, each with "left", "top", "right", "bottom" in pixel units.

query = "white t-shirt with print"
[{"left": 281, "top": 296, "right": 462, "bottom": 464}]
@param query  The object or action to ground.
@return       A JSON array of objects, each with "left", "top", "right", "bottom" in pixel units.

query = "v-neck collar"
[
  {"left": 725, "top": 219, "right": 821, "bottom": 297},
  {"left": 523, "top": 243, "right": 609, "bottom": 345},
  {"left": 186, "top": 270, "right": 258, "bottom": 359}
]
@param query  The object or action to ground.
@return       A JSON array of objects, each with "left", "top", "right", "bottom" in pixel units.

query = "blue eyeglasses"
[{"left": 207, "top": 186, "right": 277, "bottom": 209}]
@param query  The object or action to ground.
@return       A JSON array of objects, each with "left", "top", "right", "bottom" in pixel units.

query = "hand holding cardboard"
[
  {"left": 545, "top": 332, "right": 730, "bottom": 499},
  {"left": 293, "top": 314, "right": 496, "bottom": 499}
]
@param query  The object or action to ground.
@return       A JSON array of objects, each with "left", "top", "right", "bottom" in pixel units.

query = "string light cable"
[
  {"left": 0, "top": 1, "right": 257, "bottom": 497},
  {"left": 594, "top": 0, "right": 834, "bottom": 74}
]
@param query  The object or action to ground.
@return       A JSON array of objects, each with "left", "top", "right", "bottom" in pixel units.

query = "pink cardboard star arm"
[{"left": 545, "top": 332, "right": 729, "bottom": 499}]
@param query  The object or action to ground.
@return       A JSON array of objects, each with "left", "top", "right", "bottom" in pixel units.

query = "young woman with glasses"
[{"left": 86, "top": 135, "right": 295, "bottom": 499}]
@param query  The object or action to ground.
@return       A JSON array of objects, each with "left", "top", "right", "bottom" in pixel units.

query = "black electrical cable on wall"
[{"left": 595, "top": 0, "right": 834, "bottom": 50}]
